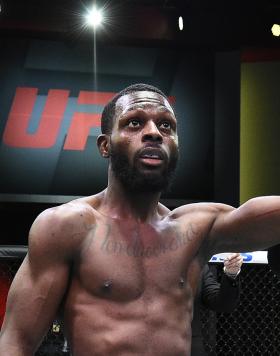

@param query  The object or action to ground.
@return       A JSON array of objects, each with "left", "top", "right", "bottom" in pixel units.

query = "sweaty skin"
[{"left": 1, "top": 91, "right": 280, "bottom": 356}]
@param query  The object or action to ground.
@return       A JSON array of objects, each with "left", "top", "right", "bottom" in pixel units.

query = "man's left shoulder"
[{"left": 169, "top": 202, "right": 234, "bottom": 221}]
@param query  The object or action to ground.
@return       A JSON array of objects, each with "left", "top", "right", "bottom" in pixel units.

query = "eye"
[
  {"left": 159, "top": 121, "right": 171, "bottom": 130},
  {"left": 128, "top": 119, "right": 141, "bottom": 128}
]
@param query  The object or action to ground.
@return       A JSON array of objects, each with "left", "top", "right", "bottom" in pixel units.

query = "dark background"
[{"left": 0, "top": 0, "right": 279, "bottom": 244}]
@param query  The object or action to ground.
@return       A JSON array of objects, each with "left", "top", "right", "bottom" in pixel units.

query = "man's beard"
[{"left": 109, "top": 143, "right": 178, "bottom": 194}]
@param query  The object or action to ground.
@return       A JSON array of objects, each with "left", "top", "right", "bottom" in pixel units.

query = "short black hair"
[{"left": 101, "top": 83, "right": 169, "bottom": 135}]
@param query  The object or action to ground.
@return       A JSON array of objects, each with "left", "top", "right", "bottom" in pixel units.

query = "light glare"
[
  {"left": 178, "top": 16, "right": 183, "bottom": 31},
  {"left": 271, "top": 24, "right": 280, "bottom": 37},
  {"left": 86, "top": 7, "right": 103, "bottom": 28}
]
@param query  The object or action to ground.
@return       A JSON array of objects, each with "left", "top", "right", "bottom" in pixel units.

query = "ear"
[{"left": 97, "top": 134, "right": 110, "bottom": 158}]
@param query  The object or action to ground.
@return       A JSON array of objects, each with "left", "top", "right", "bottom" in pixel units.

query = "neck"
[{"left": 101, "top": 168, "right": 162, "bottom": 223}]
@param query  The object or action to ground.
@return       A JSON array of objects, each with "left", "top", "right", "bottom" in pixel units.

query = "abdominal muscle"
[{"left": 63, "top": 278, "right": 193, "bottom": 356}]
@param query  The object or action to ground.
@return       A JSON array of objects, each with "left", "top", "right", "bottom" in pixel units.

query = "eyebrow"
[{"left": 125, "top": 104, "right": 174, "bottom": 115}]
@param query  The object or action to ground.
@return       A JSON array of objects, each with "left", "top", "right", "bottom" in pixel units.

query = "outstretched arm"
[
  {"left": 209, "top": 196, "right": 280, "bottom": 255},
  {"left": 0, "top": 209, "right": 75, "bottom": 355}
]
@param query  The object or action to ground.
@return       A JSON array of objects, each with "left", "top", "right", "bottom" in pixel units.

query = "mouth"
[{"left": 138, "top": 147, "right": 165, "bottom": 167}]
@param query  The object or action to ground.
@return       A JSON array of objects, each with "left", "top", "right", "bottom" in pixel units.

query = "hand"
[{"left": 224, "top": 253, "right": 243, "bottom": 276}]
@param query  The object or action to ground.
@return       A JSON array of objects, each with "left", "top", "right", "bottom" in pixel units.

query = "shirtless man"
[{"left": 0, "top": 83, "right": 280, "bottom": 356}]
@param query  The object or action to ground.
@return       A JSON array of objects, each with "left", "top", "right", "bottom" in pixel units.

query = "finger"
[
  {"left": 225, "top": 261, "right": 241, "bottom": 268},
  {"left": 231, "top": 255, "right": 243, "bottom": 263},
  {"left": 230, "top": 253, "right": 240, "bottom": 258},
  {"left": 226, "top": 257, "right": 239, "bottom": 265},
  {"left": 227, "top": 253, "right": 240, "bottom": 262}
]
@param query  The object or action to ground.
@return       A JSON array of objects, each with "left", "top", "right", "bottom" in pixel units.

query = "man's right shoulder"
[{"left": 28, "top": 199, "right": 98, "bottom": 256}]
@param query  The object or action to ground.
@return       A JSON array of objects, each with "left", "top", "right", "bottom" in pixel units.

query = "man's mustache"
[{"left": 135, "top": 146, "right": 168, "bottom": 162}]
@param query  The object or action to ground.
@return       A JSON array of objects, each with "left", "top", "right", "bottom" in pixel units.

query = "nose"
[{"left": 142, "top": 121, "right": 163, "bottom": 143}]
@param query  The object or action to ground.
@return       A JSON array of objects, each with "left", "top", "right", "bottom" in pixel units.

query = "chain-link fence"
[
  {"left": 1, "top": 253, "right": 280, "bottom": 355},
  {"left": 201, "top": 263, "right": 280, "bottom": 355}
]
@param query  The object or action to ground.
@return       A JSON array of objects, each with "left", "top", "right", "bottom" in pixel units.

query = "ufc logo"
[{"left": 2, "top": 87, "right": 115, "bottom": 150}]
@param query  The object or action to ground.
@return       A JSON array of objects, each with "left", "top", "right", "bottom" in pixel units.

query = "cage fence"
[{"left": 201, "top": 263, "right": 280, "bottom": 355}]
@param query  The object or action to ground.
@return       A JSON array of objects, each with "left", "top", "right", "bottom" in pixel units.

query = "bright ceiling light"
[
  {"left": 271, "top": 24, "right": 280, "bottom": 37},
  {"left": 85, "top": 6, "right": 103, "bottom": 28},
  {"left": 178, "top": 16, "right": 183, "bottom": 31}
]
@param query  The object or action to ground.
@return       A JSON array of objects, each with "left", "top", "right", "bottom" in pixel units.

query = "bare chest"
[{"left": 72, "top": 219, "right": 204, "bottom": 301}]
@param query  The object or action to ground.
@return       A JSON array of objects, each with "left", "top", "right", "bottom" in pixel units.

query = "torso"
[{"left": 61, "top": 196, "right": 216, "bottom": 356}]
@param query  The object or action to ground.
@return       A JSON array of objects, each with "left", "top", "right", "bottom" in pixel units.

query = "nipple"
[
  {"left": 102, "top": 280, "right": 112, "bottom": 293},
  {"left": 179, "top": 277, "right": 185, "bottom": 288}
]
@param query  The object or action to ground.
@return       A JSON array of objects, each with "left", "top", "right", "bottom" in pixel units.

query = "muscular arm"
[
  {"left": 208, "top": 196, "right": 280, "bottom": 255},
  {"left": 0, "top": 208, "right": 77, "bottom": 355},
  {"left": 201, "top": 265, "right": 240, "bottom": 313}
]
